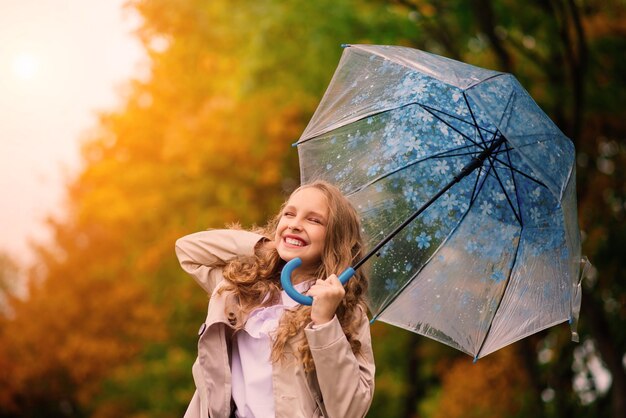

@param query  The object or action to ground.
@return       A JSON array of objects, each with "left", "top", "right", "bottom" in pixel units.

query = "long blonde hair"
[{"left": 219, "top": 180, "right": 368, "bottom": 371}]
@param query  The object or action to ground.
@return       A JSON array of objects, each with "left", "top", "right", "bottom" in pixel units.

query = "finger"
[
  {"left": 310, "top": 282, "right": 343, "bottom": 297},
  {"left": 307, "top": 284, "right": 335, "bottom": 298},
  {"left": 326, "top": 274, "right": 340, "bottom": 285},
  {"left": 307, "top": 289, "right": 328, "bottom": 301},
  {"left": 306, "top": 285, "right": 322, "bottom": 297}
]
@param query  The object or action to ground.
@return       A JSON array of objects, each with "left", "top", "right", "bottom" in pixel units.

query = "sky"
[{"left": 0, "top": 0, "right": 146, "bottom": 265}]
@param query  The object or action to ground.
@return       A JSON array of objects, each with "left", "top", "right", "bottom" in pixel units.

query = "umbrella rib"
[
  {"left": 489, "top": 133, "right": 565, "bottom": 189},
  {"left": 420, "top": 103, "right": 498, "bottom": 137},
  {"left": 467, "top": 72, "right": 509, "bottom": 90},
  {"left": 482, "top": 130, "right": 523, "bottom": 225},
  {"left": 486, "top": 155, "right": 523, "bottom": 226},
  {"left": 478, "top": 86, "right": 528, "bottom": 224},
  {"left": 436, "top": 142, "right": 503, "bottom": 212},
  {"left": 424, "top": 137, "right": 504, "bottom": 160},
  {"left": 424, "top": 143, "right": 483, "bottom": 160},
  {"left": 488, "top": 154, "right": 548, "bottom": 188},
  {"left": 489, "top": 166, "right": 522, "bottom": 225},
  {"left": 474, "top": 229, "right": 523, "bottom": 360},
  {"left": 473, "top": 164, "right": 493, "bottom": 203},
  {"left": 429, "top": 137, "right": 505, "bottom": 162},
  {"left": 491, "top": 135, "right": 568, "bottom": 189},
  {"left": 370, "top": 263, "right": 425, "bottom": 325},
  {"left": 419, "top": 105, "right": 484, "bottom": 149},
  {"left": 504, "top": 145, "right": 526, "bottom": 227},
  {"left": 348, "top": 135, "right": 506, "bottom": 197},
  {"left": 344, "top": 143, "right": 487, "bottom": 196},
  {"left": 434, "top": 150, "right": 485, "bottom": 159},
  {"left": 469, "top": 154, "right": 504, "bottom": 210},
  {"left": 499, "top": 133, "right": 565, "bottom": 145},
  {"left": 342, "top": 158, "right": 424, "bottom": 196},
  {"left": 469, "top": 165, "right": 484, "bottom": 206},
  {"left": 462, "top": 91, "right": 489, "bottom": 149}
]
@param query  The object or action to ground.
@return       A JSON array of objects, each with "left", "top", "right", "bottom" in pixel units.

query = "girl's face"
[{"left": 275, "top": 187, "right": 328, "bottom": 273}]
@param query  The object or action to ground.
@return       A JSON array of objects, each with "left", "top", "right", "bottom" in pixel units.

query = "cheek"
[
  {"left": 314, "top": 230, "right": 327, "bottom": 247},
  {"left": 274, "top": 222, "right": 287, "bottom": 241}
]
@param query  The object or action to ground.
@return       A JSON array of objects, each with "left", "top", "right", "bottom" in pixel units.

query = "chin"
[{"left": 276, "top": 247, "right": 297, "bottom": 262}]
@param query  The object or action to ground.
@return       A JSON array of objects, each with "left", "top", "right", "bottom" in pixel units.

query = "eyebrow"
[
  {"left": 283, "top": 206, "right": 327, "bottom": 220},
  {"left": 308, "top": 211, "right": 327, "bottom": 220}
]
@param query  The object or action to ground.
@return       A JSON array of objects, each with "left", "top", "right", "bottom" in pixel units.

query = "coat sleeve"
[
  {"left": 304, "top": 306, "right": 375, "bottom": 418},
  {"left": 175, "top": 229, "right": 266, "bottom": 294}
]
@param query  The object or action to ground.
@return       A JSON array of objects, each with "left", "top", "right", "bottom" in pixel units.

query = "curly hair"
[{"left": 219, "top": 180, "right": 368, "bottom": 371}]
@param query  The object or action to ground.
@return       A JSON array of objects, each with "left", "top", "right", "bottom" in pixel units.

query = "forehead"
[{"left": 286, "top": 187, "right": 329, "bottom": 215}]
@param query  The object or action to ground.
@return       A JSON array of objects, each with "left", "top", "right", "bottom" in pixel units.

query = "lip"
[{"left": 282, "top": 234, "right": 308, "bottom": 248}]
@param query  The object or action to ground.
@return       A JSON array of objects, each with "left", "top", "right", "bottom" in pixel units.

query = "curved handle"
[
  {"left": 281, "top": 258, "right": 312, "bottom": 305},
  {"left": 280, "top": 257, "right": 356, "bottom": 305}
]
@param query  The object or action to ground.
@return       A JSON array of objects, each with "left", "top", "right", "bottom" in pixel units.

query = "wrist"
[{"left": 311, "top": 314, "right": 335, "bottom": 326}]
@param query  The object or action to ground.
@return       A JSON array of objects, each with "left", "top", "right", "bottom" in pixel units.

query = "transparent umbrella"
[{"left": 281, "top": 44, "right": 586, "bottom": 360}]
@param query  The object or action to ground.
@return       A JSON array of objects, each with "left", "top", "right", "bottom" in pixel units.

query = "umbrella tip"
[
  {"left": 473, "top": 356, "right": 479, "bottom": 364},
  {"left": 341, "top": 43, "right": 350, "bottom": 48},
  {"left": 369, "top": 317, "right": 376, "bottom": 325},
  {"left": 291, "top": 141, "right": 298, "bottom": 147}
]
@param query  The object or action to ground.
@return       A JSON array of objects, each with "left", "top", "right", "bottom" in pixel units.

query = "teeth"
[{"left": 285, "top": 237, "right": 305, "bottom": 246}]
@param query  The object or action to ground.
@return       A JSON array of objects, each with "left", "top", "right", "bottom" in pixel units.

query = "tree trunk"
[
  {"left": 470, "top": 0, "right": 512, "bottom": 72},
  {"left": 581, "top": 295, "right": 626, "bottom": 418},
  {"left": 403, "top": 333, "right": 422, "bottom": 418}
]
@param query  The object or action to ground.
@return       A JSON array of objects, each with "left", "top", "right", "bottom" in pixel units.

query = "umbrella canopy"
[{"left": 291, "top": 44, "right": 583, "bottom": 360}]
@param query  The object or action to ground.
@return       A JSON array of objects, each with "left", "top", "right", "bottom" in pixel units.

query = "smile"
[{"left": 284, "top": 236, "right": 307, "bottom": 247}]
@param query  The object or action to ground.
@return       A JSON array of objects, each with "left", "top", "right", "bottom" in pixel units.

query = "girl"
[{"left": 175, "top": 180, "right": 375, "bottom": 418}]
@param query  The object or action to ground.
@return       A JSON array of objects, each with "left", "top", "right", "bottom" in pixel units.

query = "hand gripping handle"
[{"left": 280, "top": 257, "right": 356, "bottom": 305}]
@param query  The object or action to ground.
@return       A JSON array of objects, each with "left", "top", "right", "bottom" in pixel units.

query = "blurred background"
[{"left": 0, "top": 0, "right": 624, "bottom": 417}]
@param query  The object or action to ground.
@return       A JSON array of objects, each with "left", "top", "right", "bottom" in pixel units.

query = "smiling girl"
[{"left": 175, "top": 181, "right": 375, "bottom": 418}]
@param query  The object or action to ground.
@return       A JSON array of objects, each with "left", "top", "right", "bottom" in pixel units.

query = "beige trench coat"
[{"left": 175, "top": 229, "right": 375, "bottom": 418}]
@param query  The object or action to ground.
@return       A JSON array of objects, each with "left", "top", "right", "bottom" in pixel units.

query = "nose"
[{"left": 288, "top": 219, "right": 302, "bottom": 231}]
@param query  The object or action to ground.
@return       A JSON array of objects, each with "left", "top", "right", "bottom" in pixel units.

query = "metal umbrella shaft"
[{"left": 281, "top": 135, "right": 507, "bottom": 305}]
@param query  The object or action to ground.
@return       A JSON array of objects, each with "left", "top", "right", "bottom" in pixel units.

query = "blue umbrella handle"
[{"left": 281, "top": 257, "right": 356, "bottom": 305}]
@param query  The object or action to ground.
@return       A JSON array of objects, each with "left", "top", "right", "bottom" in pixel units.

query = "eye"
[
  {"left": 308, "top": 217, "right": 323, "bottom": 224},
  {"left": 283, "top": 211, "right": 295, "bottom": 217}
]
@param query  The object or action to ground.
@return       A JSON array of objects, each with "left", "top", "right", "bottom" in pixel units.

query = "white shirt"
[{"left": 231, "top": 281, "right": 311, "bottom": 418}]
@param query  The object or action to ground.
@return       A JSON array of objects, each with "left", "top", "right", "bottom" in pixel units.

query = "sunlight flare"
[{"left": 12, "top": 52, "right": 40, "bottom": 80}]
